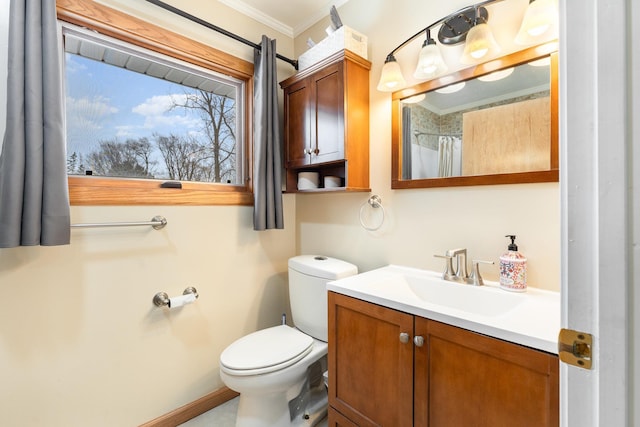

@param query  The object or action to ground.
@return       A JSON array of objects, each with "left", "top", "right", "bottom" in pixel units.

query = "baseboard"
[{"left": 140, "top": 387, "right": 239, "bottom": 427}]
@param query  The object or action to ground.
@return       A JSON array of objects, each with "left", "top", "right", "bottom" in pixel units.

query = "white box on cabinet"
[{"left": 298, "top": 26, "right": 367, "bottom": 71}]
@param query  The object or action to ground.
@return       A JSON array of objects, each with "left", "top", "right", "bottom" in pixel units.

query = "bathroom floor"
[{"left": 178, "top": 397, "right": 328, "bottom": 427}]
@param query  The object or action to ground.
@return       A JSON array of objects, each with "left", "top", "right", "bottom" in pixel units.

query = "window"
[
  {"left": 57, "top": 0, "right": 254, "bottom": 205},
  {"left": 64, "top": 25, "right": 244, "bottom": 184}
]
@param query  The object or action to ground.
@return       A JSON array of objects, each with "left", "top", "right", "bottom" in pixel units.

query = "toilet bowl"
[
  {"left": 219, "top": 255, "right": 357, "bottom": 427},
  {"left": 220, "top": 326, "right": 328, "bottom": 427}
]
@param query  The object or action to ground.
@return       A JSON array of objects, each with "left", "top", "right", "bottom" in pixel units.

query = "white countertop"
[{"left": 327, "top": 265, "right": 560, "bottom": 354}]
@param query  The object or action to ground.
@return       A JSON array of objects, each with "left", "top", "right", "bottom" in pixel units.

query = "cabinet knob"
[
  {"left": 399, "top": 332, "right": 410, "bottom": 344},
  {"left": 313, "top": 148, "right": 320, "bottom": 155},
  {"left": 414, "top": 335, "right": 425, "bottom": 347}
]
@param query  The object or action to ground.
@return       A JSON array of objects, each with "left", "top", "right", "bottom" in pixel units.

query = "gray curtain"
[
  {"left": 252, "top": 36, "right": 283, "bottom": 230},
  {"left": 0, "top": 0, "right": 70, "bottom": 247},
  {"left": 402, "top": 106, "right": 412, "bottom": 180}
]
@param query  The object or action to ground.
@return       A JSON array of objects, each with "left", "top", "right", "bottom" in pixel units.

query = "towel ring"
[{"left": 359, "top": 195, "right": 385, "bottom": 231}]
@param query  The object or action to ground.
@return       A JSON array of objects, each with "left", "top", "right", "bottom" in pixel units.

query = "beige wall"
[
  {"left": 0, "top": 204, "right": 296, "bottom": 425},
  {"left": 0, "top": 0, "right": 560, "bottom": 425},
  {"left": 0, "top": 1, "right": 297, "bottom": 425},
  {"left": 294, "top": 0, "right": 560, "bottom": 289}
]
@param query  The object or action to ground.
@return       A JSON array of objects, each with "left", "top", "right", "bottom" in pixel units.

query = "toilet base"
[
  {"left": 233, "top": 358, "right": 328, "bottom": 427},
  {"left": 235, "top": 392, "right": 290, "bottom": 427},
  {"left": 220, "top": 333, "right": 329, "bottom": 427},
  {"left": 234, "top": 384, "right": 328, "bottom": 427}
]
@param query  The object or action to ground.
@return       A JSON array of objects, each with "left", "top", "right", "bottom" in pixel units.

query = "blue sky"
[{"left": 65, "top": 53, "right": 204, "bottom": 159}]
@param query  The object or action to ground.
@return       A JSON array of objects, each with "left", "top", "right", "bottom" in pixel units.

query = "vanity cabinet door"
[
  {"left": 328, "top": 406, "right": 359, "bottom": 427},
  {"left": 328, "top": 292, "right": 414, "bottom": 427},
  {"left": 311, "top": 61, "right": 344, "bottom": 165},
  {"left": 283, "top": 77, "right": 311, "bottom": 168},
  {"left": 415, "top": 318, "right": 559, "bottom": 427},
  {"left": 282, "top": 62, "right": 343, "bottom": 169}
]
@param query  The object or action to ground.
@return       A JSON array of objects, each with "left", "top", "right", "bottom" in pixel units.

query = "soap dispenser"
[{"left": 499, "top": 235, "right": 527, "bottom": 292}]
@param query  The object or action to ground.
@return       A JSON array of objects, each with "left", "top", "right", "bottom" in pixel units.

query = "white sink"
[
  {"left": 362, "top": 267, "right": 524, "bottom": 317},
  {"left": 403, "top": 274, "right": 524, "bottom": 317}
]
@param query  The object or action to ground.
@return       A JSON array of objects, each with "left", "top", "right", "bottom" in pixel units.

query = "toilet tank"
[{"left": 288, "top": 255, "right": 358, "bottom": 342}]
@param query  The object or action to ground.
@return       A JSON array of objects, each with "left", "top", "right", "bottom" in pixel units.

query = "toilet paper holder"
[{"left": 153, "top": 287, "right": 199, "bottom": 308}]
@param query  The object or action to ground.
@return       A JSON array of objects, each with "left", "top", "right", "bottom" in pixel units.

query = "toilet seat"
[{"left": 220, "top": 325, "right": 314, "bottom": 376}]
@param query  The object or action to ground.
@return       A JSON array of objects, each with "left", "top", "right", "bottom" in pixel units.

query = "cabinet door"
[
  {"left": 328, "top": 292, "right": 414, "bottom": 427},
  {"left": 328, "top": 407, "right": 359, "bottom": 427},
  {"left": 311, "top": 62, "right": 344, "bottom": 164},
  {"left": 284, "top": 77, "right": 311, "bottom": 167},
  {"left": 415, "top": 318, "right": 559, "bottom": 427}
]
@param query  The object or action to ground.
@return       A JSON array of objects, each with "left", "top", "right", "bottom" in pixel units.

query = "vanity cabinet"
[
  {"left": 280, "top": 50, "right": 370, "bottom": 192},
  {"left": 327, "top": 292, "right": 559, "bottom": 427}
]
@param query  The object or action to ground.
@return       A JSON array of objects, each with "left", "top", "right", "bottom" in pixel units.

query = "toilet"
[{"left": 219, "top": 255, "right": 358, "bottom": 427}]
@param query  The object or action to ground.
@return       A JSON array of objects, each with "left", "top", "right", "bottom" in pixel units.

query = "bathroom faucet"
[
  {"left": 434, "top": 248, "right": 471, "bottom": 284},
  {"left": 435, "top": 248, "right": 494, "bottom": 286},
  {"left": 447, "top": 248, "right": 469, "bottom": 282}
]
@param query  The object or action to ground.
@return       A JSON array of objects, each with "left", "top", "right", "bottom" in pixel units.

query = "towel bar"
[{"left": 70, "top": 215, "right": 167, "bottom": 230}]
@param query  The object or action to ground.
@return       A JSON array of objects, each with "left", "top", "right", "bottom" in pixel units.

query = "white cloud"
[
  {"left": 66, "top": 95, "right": 119, "bottom": 138},
  {"left": 115, "top": 125, "right": 137, "bottom": 138},
  {"left": 132, "top": 94, "right": 201, "bottom": 130},
  {"left": 132, "top": 94, "right": 176, "bottom": 116},
  {"left": 67, "top": 96, "right": 119, "bottom": 121},
  {"left": 65, "top": 96, "right": 120, "bottom": 155},
  {"left": 64, "top": 55, "right": 88, "bottom": 74}
]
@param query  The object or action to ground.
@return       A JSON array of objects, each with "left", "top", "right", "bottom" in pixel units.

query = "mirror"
[{"left": 391, "top": 42, "right": 558, "bottom": 189}]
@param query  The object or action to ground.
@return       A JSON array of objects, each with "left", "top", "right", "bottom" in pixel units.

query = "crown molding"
[
  {"left": 219, "top": 0, "right": 350, "bottom": 38},
  {"left": 218, "top": 0, "right": 294, "bottom": 37}
]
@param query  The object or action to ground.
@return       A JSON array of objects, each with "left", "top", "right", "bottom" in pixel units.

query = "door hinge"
[{"left": 558, "top": 328, "right": 593, "bottom": 370}]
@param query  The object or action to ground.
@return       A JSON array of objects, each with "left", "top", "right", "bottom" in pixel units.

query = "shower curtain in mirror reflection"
[
  {"left": 410, "top": 135, "right": 462, "bottom": 179},
  {"left": 0, "top": 0, "right": 70, "bottom": 247},
  {"left": 437, "top": 136, "right": 461, "bottom": 178},
  {"left": 402, "top": 106, "right": 412, "bottom": 180},
  {"left": 253, "top": 36, "right": 283, "bottom": 230}
]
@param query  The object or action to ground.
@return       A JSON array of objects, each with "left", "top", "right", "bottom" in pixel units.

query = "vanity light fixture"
[
  {"left": 376, "top": 0, "right": 505, "bottom": 92},
  {"left": 515, "top": 0, "right": 558, "bottom": 45},
  {"left": 376, "top": 0, "right": 558, "bottom": 92},
  {"left": 377, "top": 54, "right": 407, "bottom": 91},
  {"left": 413, "top": 29, "right": 448, "bottom": 80},
  {"left": 460, "top": 6, "right": 501, "bottom": 64}
]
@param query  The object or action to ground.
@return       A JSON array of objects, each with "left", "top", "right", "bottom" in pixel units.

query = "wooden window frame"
[{"left": 57, "top": 0, "right": 254, "bottom": 205}]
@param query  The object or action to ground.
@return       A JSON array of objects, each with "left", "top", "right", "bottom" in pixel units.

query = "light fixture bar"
[
  {"left": 438, "top": 5, "right": 489, "bottom": 45},
  {"left": 377, "top": 0, "right": 506, "bottom": 91},
  {"left": 383, "top": 0, "right": 506, "bottom": 58},
  {"left": 379, "top": 0, "right": 558, "bottom": 93}
]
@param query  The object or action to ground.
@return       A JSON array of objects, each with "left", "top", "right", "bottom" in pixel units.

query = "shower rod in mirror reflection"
[
  {"left": 70, "top": 215, "right": 167, "bottom": 230},
  {"left": 359, "top": 195, "right": 386, "bottom": 231},
  {"left": 153, "top": 287, "right": 199, "bottom": 308}
]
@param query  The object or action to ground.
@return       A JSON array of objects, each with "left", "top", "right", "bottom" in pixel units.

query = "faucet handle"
[
  {"left": 470, "top": 260, "right": 494, "bottom": 286},
  {"left": 434, "top": 254, "right": 456, "bottom": 281},
  {"left": 445, "top": 248, "right": 467, "bottom": 257}
]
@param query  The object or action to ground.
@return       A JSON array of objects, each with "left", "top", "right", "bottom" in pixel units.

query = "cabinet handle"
[
  {"left": 414, "top": 335, "right": 425, "bottom": 347},
  {"left": 399, "top": 332, "right": 410, "bottom": 344},
  {"left": 313, "top": 148, "right": 320, "bottom": 155}
]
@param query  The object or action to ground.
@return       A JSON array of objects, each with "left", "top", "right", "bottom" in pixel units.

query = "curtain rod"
[{"left": 144, "top": 0, "right": 299, "bottom": 70}]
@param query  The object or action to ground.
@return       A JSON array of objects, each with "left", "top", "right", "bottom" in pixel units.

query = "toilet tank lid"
[{"left": 288, "top": 255, "right": 358, "bottom": 280}]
